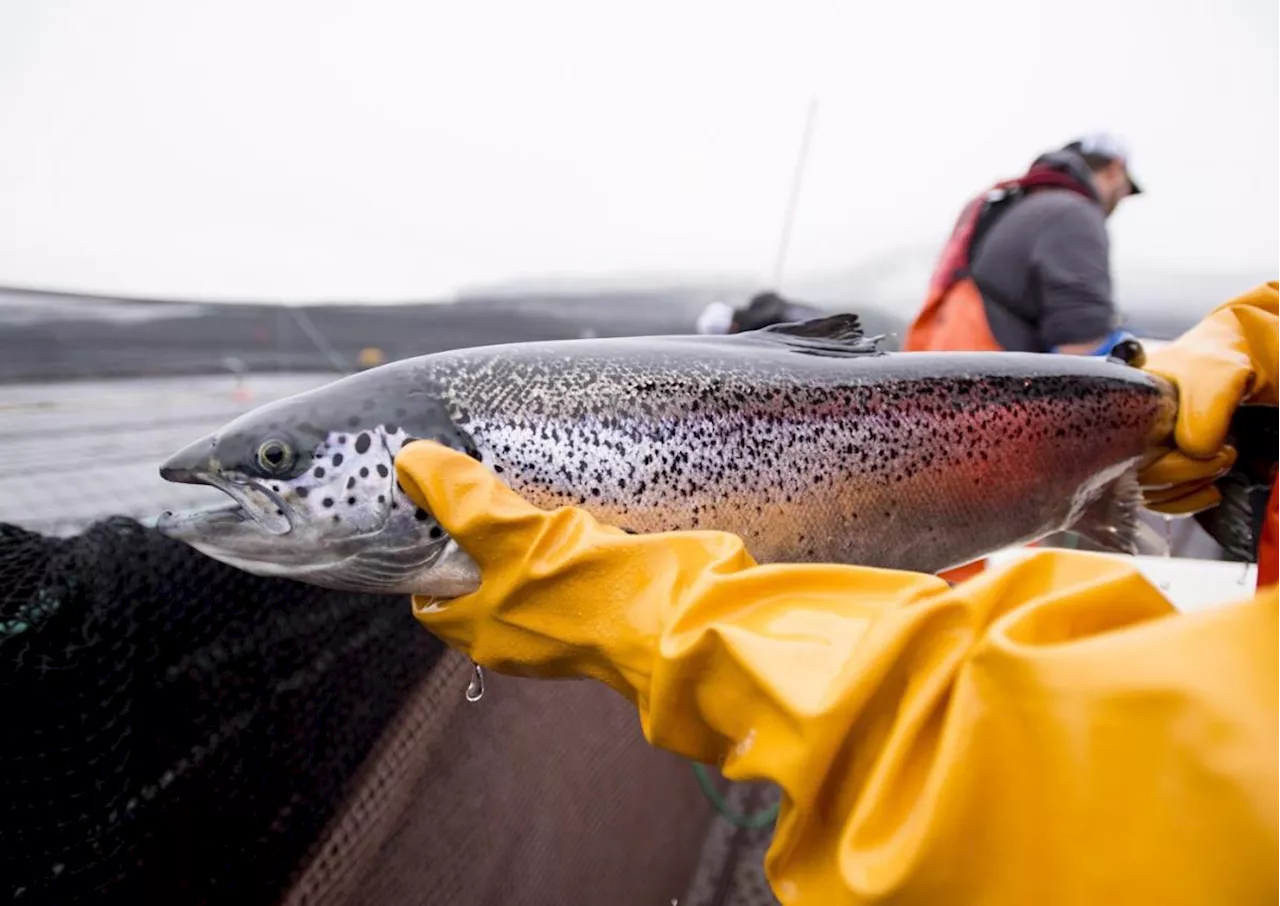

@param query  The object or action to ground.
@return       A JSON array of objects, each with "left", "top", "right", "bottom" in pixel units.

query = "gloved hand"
[
  {"left": 397, "top": 439, "right": 1277, "bottom": 906},
  {"left": 1139, "top": 282, "right": 1278, "bottom": 514}
]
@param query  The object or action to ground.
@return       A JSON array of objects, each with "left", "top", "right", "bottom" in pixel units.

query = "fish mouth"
[{"left": 159, "top": 465, "right": 293, "bottom": 536}]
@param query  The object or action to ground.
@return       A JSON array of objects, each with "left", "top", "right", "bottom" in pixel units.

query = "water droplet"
[{"left": 465, "top": 662, "right": 485, "bottom": 703}]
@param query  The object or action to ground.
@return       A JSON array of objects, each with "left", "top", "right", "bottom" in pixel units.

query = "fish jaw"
[
  {"left": 156, "top": 501, "right": 302, "bottom": 573},
  {"left": 156, "top": 486, "right": 308, "bottom": 571},
  {"left": 155, "top": 488, "right": 476, "bottom": 596}
]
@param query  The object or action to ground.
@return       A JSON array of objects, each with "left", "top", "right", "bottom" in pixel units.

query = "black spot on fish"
[
  {"left": 332, "top": 453, "right": 344, "bottom": 467},
  {"left": 377, "top": 494, "right": 385, "bottom": 503},
  {"left": 414, "top": 507, "right": 429, "bottom": 521},
  {"left": 333, "top": 515, "right": 341, "bottom": 523},
  {"left": 355, "top": 433, "right": 371, "bottom": 454},
  {"left": 338, "top": 436, "right": 347, "bottom": 444},
  {"left": 323, "top": 497, "right": 334, "bottom": 507},
  {"left": 429, "top": 526, "right": 444, "bottom": 539},
  {"left": 346, "top": 477, "right": 356, "bottom": 489},
  {"left": 377, "top": 464, "right": 389, "bottom": 478},
  {"left": 385, "top": 424, "right": 398, "bottom": 435},
  {"left": 296, "top": 487, "right": 308, "bottom": 498},
  {"left": 271, "top": 485, "right": 279, "bottom": 492},
  {"left": 313, "top": 467, "right": 326, "bottom": 479},
  {"left": 347, "top": 497, "right": 356, "bottom": 506},
  {"left": 494, "top": 464, "right": 504, "bottom": 474},
  {"left": 275, "top": 509, "right": 283, "bottom": 516},
  {"left": 360, "top": 467, "right": 369, "bottom": 478}
]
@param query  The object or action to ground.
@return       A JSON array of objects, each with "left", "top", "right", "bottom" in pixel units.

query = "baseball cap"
[
  {"left": 1063, "top": 133, "right": 1142, "bottom": 194},
  {"left": 1064, "top": 131, "right": 1146, "bottom": 193}
]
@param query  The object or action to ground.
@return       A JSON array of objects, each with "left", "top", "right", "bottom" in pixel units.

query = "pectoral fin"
[{"left": 1070, "top": 470, "right": 1169, "bottom": 558}]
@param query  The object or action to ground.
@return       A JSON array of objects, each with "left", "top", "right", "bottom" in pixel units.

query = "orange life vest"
[{"left": 902, "top": 275, "right": 1005, "bottom": 354}]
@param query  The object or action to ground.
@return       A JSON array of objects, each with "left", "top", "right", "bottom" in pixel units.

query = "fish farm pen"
[
  {"left": 3, "top": 288, "right": 1268, "bottom": 905},
  {"left": 0, "top": 290, "right": 799, "bottom": 906}
]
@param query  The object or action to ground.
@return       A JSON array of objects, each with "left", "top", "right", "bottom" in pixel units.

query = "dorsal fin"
[
  {"left": 761, "top": 313, "right": 865, "bottom": 341},
  {"left": 743, "top": 313, "right": 885, "bottom": 358}
]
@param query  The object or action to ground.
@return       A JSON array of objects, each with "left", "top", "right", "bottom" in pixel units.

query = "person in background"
[
  {"left": 696, "top": 291, "right": 826, "bottom": 335},
  {"left": 903, "top": 133, "right": 1142, "bottom": 355},
  {"left": 397, "top": 281, "right": 1277, "bottom": 905}
]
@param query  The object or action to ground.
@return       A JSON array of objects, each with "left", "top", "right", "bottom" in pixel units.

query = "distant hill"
[
  {"left": 0, "top": 282, "right": 911, "bottom": 384},
  {"left": 1, "top": 253, "right": 1267, "bottom": 382},
  {"left": 0, "top": 285, "right": 696, "bottom": 383}
]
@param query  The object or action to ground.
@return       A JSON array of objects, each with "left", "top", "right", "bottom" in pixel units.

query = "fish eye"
[{"left": 256, "top": 438, "right": 295, "bottom": 474}]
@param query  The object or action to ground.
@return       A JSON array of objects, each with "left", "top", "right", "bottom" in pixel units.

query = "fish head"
[{"left": 156, "top": 381, "right": 481, "bottom": 597}]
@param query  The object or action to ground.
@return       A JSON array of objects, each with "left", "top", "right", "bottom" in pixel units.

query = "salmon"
[{"left": 156, "top": 315, "right": 1176, "bottom": 597}]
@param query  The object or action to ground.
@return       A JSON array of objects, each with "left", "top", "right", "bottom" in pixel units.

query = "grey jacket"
[{"left": 969, "top": 149, "right": 1119, "bottom": 352}]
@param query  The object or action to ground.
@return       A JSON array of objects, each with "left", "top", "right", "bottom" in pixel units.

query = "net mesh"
[
  {"left": 0, "top": 516, "right": 443, "bottom": 906},
  {"left": 680, "top": 781, "right": 782, "bottom": 906}
]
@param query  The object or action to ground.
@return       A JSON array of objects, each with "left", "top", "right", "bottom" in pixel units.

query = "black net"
[{"left": 0, "top": 517, "right": 443, "bottom": 906}]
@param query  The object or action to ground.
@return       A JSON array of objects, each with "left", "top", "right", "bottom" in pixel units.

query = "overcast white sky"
[{"left": 0, "top": 0, "right": 1276, "bottom": 307}]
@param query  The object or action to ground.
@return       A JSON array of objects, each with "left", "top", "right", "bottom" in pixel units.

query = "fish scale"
[{"left": 157, "top": 316, "right": 1177, "bottom": 597}]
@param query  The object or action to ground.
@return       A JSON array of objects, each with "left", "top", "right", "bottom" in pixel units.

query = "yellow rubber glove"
[
  {"left": 1139, "top": 281, "right": 1278, "bottom": 514},
  {"left": 398, "top": 441, "right": 1278, "bottom": 906}
]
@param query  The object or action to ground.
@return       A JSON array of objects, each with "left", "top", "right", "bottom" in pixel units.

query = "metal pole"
[
  {"left": 289, "top": 307, "right": 352, "bottom": 374},
  {"left": 771, "top": 95, "right": 819, "bottom": 288}
]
